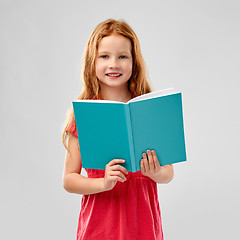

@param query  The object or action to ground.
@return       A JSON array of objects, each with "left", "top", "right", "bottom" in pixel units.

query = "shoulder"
[{"left": 66, "top": 120, "right": 78, "bottom": 138}]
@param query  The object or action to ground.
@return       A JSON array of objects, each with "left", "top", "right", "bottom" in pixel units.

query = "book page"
[
  {"left": 128, "top": 88, "right": 176, "bottom": 103},
  {"left": 73, "top": 88, "right": 177, "bottom": 104},
  {"left": 74, "top": 99, "right": 122, "bottom": 103}
]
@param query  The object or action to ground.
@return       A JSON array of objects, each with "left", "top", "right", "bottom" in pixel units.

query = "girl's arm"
[
  {"left": 63, "top": 134, "right": 128, "bottom": 195},
  {"left": 141, "top": 150, "right": 174, "bottom": 184}
]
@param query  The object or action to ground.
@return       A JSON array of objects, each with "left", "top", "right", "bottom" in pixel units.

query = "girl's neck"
[{"left": 99, "top": 86, "right": 132, "bottom": 103}]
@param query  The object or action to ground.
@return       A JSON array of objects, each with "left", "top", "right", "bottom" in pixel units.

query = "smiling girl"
[{"left": 62, "top": 19, "right": 174, "bottom": 240}]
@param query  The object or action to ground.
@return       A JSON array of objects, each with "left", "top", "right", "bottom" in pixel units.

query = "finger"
[
  {"left": 140, "top": 158, "right": 146, "bottom": 173},
  {"left": 151, "top": 150, "right": 161, "bottom": 170},
  {"left": 147, "top": 150, "right": 155, "bottom": 171},
  {"left": 110, "top": 164, "right": 128, "bottom": 175},
  {"left": 109, "top": 170, "right": 127, "bottom": 181},
  {"left": 110, "top": 176, "right": 125, "bottom": 183},
  {"left": 107, "top": 159, "right": 125, "bottom": 167},
  {"left": 142, "top": 152, "right": 150, "bottom": 171}
]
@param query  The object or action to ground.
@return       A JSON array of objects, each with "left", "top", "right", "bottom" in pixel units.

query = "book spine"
[{"left": 125, "top": 104, "right": 136, "bottom": 172}]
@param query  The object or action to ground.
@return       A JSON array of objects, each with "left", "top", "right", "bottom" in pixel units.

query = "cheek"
[
  {"left": 95, "top": 61, "right": 104, "bottom": 77},
  {"left": 125, "top": 62, "right": 133, "bottom": 76}
]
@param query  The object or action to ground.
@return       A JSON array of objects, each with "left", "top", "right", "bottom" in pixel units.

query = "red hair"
[{"left": 62, "top": 19, "right": 152, "bottom": 150}]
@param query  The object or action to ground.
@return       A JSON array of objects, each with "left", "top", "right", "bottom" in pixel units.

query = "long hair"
[{"left": 62, "top": 19, "right": 152, "bottom": 150}]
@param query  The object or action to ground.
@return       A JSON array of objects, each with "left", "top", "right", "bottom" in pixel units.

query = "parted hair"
[{"left": 62, "top": 18, "right": 152, "bottom": 150}]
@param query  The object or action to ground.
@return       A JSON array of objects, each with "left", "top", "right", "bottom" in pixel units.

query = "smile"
[{"left": 106, "top": 73, "right": 122, "bottom": 77}]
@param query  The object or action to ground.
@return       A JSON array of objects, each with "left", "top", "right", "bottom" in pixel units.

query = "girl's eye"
[
  {"left": 119, "top": 55, "right": 128, "bottom": 59},
  {"left": 100, "top": 55, "right": 109, "bottom": 59}
]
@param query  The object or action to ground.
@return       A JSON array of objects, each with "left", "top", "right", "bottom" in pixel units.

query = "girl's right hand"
[{"left": 103, "top": 159, "right": 128, "bottom": 191}]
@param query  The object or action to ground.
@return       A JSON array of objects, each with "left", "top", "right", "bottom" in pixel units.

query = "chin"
[{"left": 101, "top": 80, "right": 129, "bottom": 88}]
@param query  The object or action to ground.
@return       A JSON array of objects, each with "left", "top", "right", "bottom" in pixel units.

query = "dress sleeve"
[{"left": 66, "top": 120, "right": 78, "bottom": 138}]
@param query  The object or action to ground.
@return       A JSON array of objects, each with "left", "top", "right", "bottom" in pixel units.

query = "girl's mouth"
[
  {"left": 106, "top": 73, "right": 122, "bottom": 77},
  {"left": 106, "top": 73, "right": 122, "bottom": 79}
]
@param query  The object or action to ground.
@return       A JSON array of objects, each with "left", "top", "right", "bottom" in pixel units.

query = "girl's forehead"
[{"left": 98, "top": 34, "right": 132, "bottom": 52}]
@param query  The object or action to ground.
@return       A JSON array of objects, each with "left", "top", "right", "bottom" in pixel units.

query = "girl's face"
[{"left": 95, "top": 34, "right": 133, "bottom": 89}]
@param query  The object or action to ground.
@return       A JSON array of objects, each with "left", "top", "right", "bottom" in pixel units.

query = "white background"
[{"left": 1, "top": 0, "right": 239, "bottom": 239}]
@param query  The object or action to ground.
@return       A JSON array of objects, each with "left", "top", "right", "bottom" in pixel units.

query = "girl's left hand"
[{"left": 141, "top": 149, "right": 174, "bottom": 183}]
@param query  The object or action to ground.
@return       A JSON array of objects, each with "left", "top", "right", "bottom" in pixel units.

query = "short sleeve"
[{"left": 66, "top": 120, "right": 78, "bottom": 138}]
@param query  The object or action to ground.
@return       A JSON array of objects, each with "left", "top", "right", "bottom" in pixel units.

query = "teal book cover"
[{"left": 72, "top": 88, "right": 187, "bottom": 172}]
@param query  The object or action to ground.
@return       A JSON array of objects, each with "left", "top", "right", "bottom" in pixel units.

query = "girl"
[{"left": 62, "top": 19, "right": 174, "bottom": 240}]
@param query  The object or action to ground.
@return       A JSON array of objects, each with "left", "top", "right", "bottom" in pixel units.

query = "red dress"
[{"left": 67, "top": 96, "right": 164, "bottom": 240}]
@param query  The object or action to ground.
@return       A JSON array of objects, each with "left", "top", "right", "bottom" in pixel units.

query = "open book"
[{"left": 73, "top": 88, "right": 187, "bottom": 172}]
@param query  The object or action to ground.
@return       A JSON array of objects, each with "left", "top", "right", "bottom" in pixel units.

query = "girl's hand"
[
  {"left": 141, "top": 150, "right": 174, "bottom": 183},
  {"left": 103, "top": 159, "right": 128, "bottom": 191}
]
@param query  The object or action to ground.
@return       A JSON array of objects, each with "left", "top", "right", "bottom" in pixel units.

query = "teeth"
[{"left": 107, "top": 73, "right": 121, "bottom": 77}]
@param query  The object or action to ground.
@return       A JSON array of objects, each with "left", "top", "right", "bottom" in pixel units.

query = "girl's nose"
[{"left": 109, "top": 58, "right": 119, "bottom": 69}]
